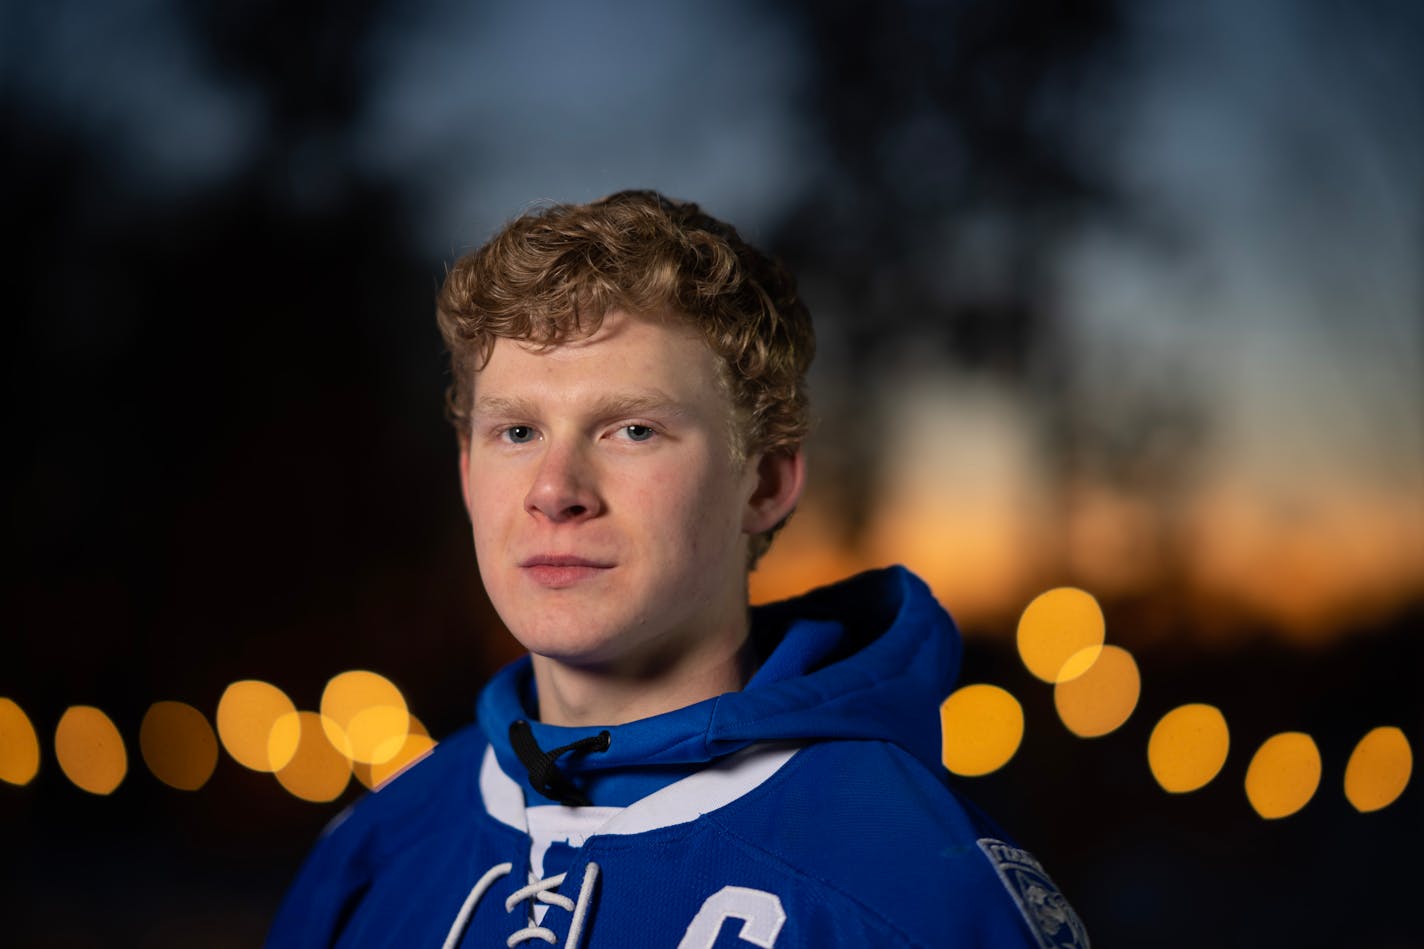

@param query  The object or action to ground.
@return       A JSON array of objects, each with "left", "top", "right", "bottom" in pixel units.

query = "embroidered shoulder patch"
[{"left": 976, "top": 838, "right": 1090, "bottom": 949}]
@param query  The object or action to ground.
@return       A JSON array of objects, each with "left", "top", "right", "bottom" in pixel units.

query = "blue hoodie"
[{"left": 267, "top": 567, "right": 1089, "bottom": 948}]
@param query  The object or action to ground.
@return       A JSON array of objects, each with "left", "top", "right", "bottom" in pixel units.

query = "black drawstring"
[{"left": 508, "top": 720, "right": 611, "bottom": 807}]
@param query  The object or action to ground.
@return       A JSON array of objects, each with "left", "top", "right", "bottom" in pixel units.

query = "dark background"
[{"left": 3, "top": 0, "right": 1421, "bottom": 945}]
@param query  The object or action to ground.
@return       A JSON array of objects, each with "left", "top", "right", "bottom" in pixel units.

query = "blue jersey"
[{"left": 267, "top": 567, "right": 1089, "bottom": 948}]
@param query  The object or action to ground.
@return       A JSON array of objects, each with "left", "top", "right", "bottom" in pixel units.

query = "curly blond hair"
[{"left": 436, "top": 190, "right": 815, "bottom": 561}]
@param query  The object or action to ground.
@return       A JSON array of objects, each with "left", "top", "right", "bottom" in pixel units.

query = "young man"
[{"left": 268, "top": 191, "right": 1088, "bottom": 948}]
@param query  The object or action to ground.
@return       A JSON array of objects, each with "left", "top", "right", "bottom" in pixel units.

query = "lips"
[{"left": 519, "top": 555, "right": 615, "bottom": 588}]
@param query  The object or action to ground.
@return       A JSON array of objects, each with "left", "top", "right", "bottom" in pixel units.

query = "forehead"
[{"left": 473, "top": 310, "right": 728, "bottom": 406}]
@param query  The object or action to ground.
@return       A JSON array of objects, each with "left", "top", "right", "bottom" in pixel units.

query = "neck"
[{"left": 531, "top": 622, "right": 755, "bottom": 727}]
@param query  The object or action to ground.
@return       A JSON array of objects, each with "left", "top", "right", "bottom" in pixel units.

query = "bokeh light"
[
  {"left": 1053, "top": 645, "right": 1141, "bottom": 738},
  {"left": 272, "top": 711, "right": 352, "bottom": 802},
  {"left": 1016, "top": 587, "right": 1105, "bottom": 683},
  {"left": 0, "top": 697, "right": 41, "bottom": 786},
  {"left": 1343, "top": 727, "right": 1413, "bottom": 813},
  {"left": 320, "top": 670, "right": 410, "bottom": 765},
  {"left": 139, "top": 701, "right": 219, "bottom": 791},
  {"left": 353, "top": 716, "right": 436, "bottom": 790},
  {"left": 54, "top": 706, "right": 127, "bottom": 796},
  {"left": 1245, "top": 731, "right": 1321, "bottom": 819},
  {"left": 216, "top": 679, "right": 298, "bottom": 772},
  {"left": 940, "top": 684, "right": 1025, "bottom": 777},
  {"left": 1148, "top": 703, "right": 1230, "bottom": 793}
]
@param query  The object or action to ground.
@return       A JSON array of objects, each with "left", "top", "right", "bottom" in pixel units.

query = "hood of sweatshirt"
[{"left": 477, "top": 565, "right": 961, "bottom": 807}]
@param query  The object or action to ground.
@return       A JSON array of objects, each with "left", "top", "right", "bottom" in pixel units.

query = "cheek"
[
  {"left": 466, "top": 470, "right": 517, "bottom": 551},
  {"left": 642, "top": 459, "right": 743, "bottom": 552}
]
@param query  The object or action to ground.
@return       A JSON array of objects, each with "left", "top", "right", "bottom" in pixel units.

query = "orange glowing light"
[
  {"left": 940, "top": 684, "right": 1024, "bottom": 777},
  {"left": 1053, "top": 645, "right": 1141, "bottom": 738},
  {"left": 1148, "top": 704, "right": 1230, "bottom": 793},
  {"left": 320, "top": 671, "right": 410, "bottom": 765},
  {"left": 139, "top": 701, "right": 219, "bottom": 791},
  {"left": 354, "top": 716, "right": 436, "bottom": 790},
  {"left": 1344, "top": 726, "right": 1412, "bottom": 814},
  {"left": 1245, "top": 732, "right": 1321, "bottom": 819},
  {"left": 1016, "top": 587, "right": 1105, "bottom": 683},
  {"left": 272, "top": 711, "right": 352, "bottom": 803},
  {"left": 0, "top": 698, "right": 41, "bottom": 786},
  {"left": 54, "top": 706, "right": 127, "bottom": 796},
  {"left": 216, "top": 680, "right": 298, "bottom": 772}
]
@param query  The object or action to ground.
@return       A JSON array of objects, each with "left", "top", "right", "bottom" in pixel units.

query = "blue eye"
[
  {"left": 505, "top": 425, "right": 536, "bottom": 444},
  {"left": 624, "top": 425, "right": 655, "bottom": 442}
]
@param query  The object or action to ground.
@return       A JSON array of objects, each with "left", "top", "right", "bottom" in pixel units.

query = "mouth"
[{"left": 519, "top": 555, "right": 615, "bottom": 588}]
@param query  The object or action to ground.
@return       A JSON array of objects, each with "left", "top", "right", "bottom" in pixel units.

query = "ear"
[{"left": 743, "top": 449, "right": 806, "bottom": 535}]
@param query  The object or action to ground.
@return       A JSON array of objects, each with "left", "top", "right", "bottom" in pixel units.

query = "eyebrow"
[{"left": 471, "top": 391, "right": 691, "bottom": 421}]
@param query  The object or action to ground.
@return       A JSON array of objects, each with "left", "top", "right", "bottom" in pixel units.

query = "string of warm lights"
[
  {"left": 938, "top": 587, "right": 1415, "bottom": 818},
  {"left": 0, "top": 672, "right": 435, "bottom": 802},
  {"left": 0, "top": 587, "right": 1414, "bottom": 816}
]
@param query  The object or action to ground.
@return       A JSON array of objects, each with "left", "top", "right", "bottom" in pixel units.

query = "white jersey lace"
[{"left": 442, "top": 861, "right": 601, "bottom": 949}]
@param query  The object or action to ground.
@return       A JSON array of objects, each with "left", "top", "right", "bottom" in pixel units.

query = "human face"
[{"left": 459, "top": 311, "right": 764, "bottom": 673}]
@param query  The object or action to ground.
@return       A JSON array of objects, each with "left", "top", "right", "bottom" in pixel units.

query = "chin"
[{"left": 503, "top": 608, "right": 637, "bottom": 667}]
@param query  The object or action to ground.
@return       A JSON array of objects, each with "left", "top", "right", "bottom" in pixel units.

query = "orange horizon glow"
[
  {"left": 748, "top": 373, "right": 1421, "bottom": 643},
  {"left": 752, "top": 482, "right": 1422, "bottom": 645}
]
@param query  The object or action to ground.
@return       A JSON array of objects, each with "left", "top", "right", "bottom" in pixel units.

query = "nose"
[{"left": 524, "top": 440, "right": 602, "bottom": 523}]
